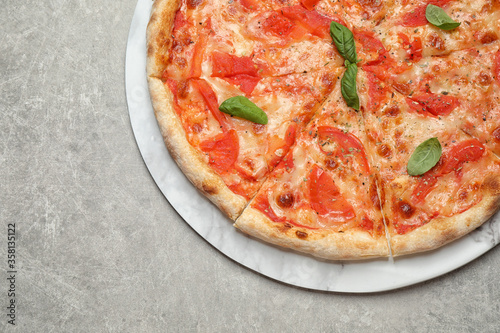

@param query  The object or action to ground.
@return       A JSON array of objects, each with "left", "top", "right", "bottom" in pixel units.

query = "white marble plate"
[{"left": 125, "top": 0, "right": 500, "bottom": 292}]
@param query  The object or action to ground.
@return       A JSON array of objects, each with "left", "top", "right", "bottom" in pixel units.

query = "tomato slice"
[
  {"left": 211, "top": 52, "right": 260, "bottom": 78},
  {"left": 411, "top": 139, "right": 485, "bottom": 203},
  {"left": 189, "top": 19, "right": 211, "bottom": 78},
  {"left": 281, "top": 5, "right": 339, "bottom": 39},
  {"left": 252, "top": 193, "right": 287, "bottom": 223},
  {"left": 268, "top": 122, "right": 298, "bottom": 169},
  {"left": 408, "top": 93, "right": 459, "bottom": 117},
  {"left": 300, "top": 0, "right": 321, "bottom": 10},
  {"left": 191, "top": 79, "right": 229, "bottom": 130},
  {"left": 309, "top": 165, "right": 356, "bottom": 222},
  {"left": 262, "top": 11, "right": 296, "bottom": 37},
  {"left": 400, "top": 5, "right": 428, "bottom": 27},
  {"left": 199, "top": 129, "right": 239, "bottom": 175},
  {"left": 400, "top": 0, "right": 452, "bottom": 27},
  {"left": 211, "top": 52, "right": 262, "bottom": 95},
  {"left": 317, "top": 126, "right": 370, "bottom": 173},
  {"left": 223, "top": 75, "right": 261, "bottom": 95},
  {"left": 405, "top": 97, "right": 436, "bottom": 117},
  {"left": 398, "top": 33, "right": 422, "bottom": 63},
  {"left": 364, "top": 71, "right": 391, "bottom": 111},
  {"left": 239, "top": 0, "right": 260, "bottom": 10},
  {"left": 173, "top": 11, "right": 187, "bottom": 30},
  {"left": 355, "top": 31, "right": 387, "bottom": 66},
  {"left": 439, "top": 139, "right": 485, "bottom": 175}
]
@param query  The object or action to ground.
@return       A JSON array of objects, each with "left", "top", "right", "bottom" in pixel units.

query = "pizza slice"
[
  {"left": 372, "top": 0, "right": 500, "bottom": 63},
  {"left": 358, "top": 69, "right": 500, "bottom": 256},
  {"left": 376, "top": 41, "right": 500, "bottom": 155},
  {"left": 235, "top": 81, "right": 390, "bottom": 260}
]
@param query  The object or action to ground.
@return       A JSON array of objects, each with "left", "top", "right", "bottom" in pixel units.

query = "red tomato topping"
[
  {"left": 300, "top": 0, "right": 321, "bottom": 10},
  {"left": 262, "top": 11, "right": 296, "bottom": 37},
  {"left": 411, "top": 139, "right": 485, "bottom": 203},
  {"left": 252, "top": 193, "right": 287, "bottom": 223},
  {"left": 211, "top": 52, "right": 262, "bottom": 94},
  {"left": 211, "top": 52, "right": 260, "bottom": 78},
  {"left": 281, "top": 5, "right": 339, "bottom": 39},
  {"left": 400, "top": 0, "right": 452, "bottom": 27},
  {"left": 439, "top": 139, "right": 485, "bottom": 175},
  {"left": 317, "top": 126, "right": 370, "bottom": 173},
  {"left": 165, "top": 78, "right": 182, "bottom": 114},
  {"left": 408, "top": 93, "right": 459, "bottom": 117},
  {"left": 309, "top": 165, "right": 356, "bottom": 222},
  {"left": 365, "top": 72, "right": 390, "bottom": 111},
  {"left": 223, "top": 75, "right": 262, "bottom": 95},
  {"left": 191, "top": 79, "right": 230, "bottom": 130},
  {"left": 398, "top": 33, "right": 423, "bottom": 62},
  {"left": 358, "top": 216, "right": 374, "bottom": 232},
  {"left": 268, "top": 122, "right": 298, "bottom": 169},
  {"left": 400, "top": 5, "right": 428, "bottom": 27},
  {"left": 173, "top": 11, "right": 187, "bottom": 30},
  {"left": 239, "top": 0, "right": 259, "bottom": 10},
  {"left": 355, "top": 31, "right": 387, "bottom": 66},
  {"left": 200, "top": 129, "right": 239, "bottom": 174},
  {"left": 405, "top": 97, "right": 436, "bottom": 117}
]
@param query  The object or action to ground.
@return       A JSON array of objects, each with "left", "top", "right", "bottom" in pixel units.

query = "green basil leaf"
[
  {"left": 219, "top": 96, "right": 268, "bottom": 125},
  {"left": 425, "top": 5, "right": 461, "bottom": 30},
  {"left": 407, "top": 137, "right": 442, "bottom": 176},
  {"left": 341, "top": 62, "right": 359, "bottom": 110},
  {"left": 330, "top": 21, "right": 358, "bottom": 64}
]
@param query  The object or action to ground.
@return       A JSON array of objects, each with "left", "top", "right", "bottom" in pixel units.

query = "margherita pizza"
[{"left": 146, "top": 0, "right": 500, "bottom": 259}]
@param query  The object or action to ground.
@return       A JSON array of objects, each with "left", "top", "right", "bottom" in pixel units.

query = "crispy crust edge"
[
  {"left": 391, "top": 173, "right": 500, "bottom": 256},
  {"left": 148, "top": 78, "right": 247, "bottom": 220},
  {"left": 146, "top": 0, "right": 180, "bottom": 78},
  {"left": 234, "top": 207, "right": 390, "bottom": 260},
  {"left": 146, "top": 0, "right": 247, "bottom": 220}
]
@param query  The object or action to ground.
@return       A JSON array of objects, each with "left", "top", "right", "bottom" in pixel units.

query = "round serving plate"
[{"left": 125, "top": 0, "right": 500, "bottom": 293}]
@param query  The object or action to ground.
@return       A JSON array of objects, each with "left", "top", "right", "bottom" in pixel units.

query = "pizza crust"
[
  {"left": 391, "top": 174, "right": 500, "bottom": 256},
  {"left": 235, "top": 207, "right": 390, "bottom": 260},
  {"left": 146, "top": 0, "right": 180, "bottom": 78},
  {"left": 147, "top": 77, "right": 247, "bottom": 220},
  {"left": 146, "top": 1, "right": 247, "bottom": 220}
]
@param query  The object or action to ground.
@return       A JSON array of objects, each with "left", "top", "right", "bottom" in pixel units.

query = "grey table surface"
[{"left": 2, "top": 1, "right": 500, "bottom": 332}]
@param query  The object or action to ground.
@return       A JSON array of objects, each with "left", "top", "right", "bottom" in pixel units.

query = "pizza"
[{"left": 146, "top": 0, "right": 500, "bottom": 259}]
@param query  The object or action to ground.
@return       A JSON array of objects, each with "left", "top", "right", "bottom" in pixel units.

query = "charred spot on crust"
[
  {"left": 278, "top": 222, "right": 293, "bottom": 233},
  {"left": 202, "top": 183, "right": 218, "bottom": 195},
  {"left": 483, "top": 175, "right": 500, "bottom": 195},
  {"left": 487, "top": 196, "right": 500, "bottom": 217},
  {"left": 277, "top": 193, "right": 294, "bottom": 208},
  {"left": 147, "top": 43, "right": 155, "bottom": 58},
  {"left": 396, "top": 200, "right": 415, "bottom": 219},
  {"left": 295, "top": 230, "right": 308, "bottom": 239}
]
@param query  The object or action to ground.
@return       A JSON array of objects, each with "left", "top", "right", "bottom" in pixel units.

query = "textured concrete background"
[{"left": 2, "top": 1, "right": 500, "bottom": 332}]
